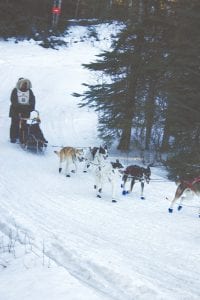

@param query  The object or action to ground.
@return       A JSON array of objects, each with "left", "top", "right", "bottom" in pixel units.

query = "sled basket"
[{"left": 19, "top": 110, "right": 47, "bottom": 153}]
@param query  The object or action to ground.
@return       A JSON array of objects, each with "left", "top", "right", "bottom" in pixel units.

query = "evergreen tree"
[
  {"left": 164, "top": 0, "right": 200, "bottom": 153},
  {"left": 74, "top": 0, "right": 172, "bottom": 150},
  {"left": 0, "top": 0, "right": 52, "bottom": 38},
  {"left": 161, "top": 0, "right": 200, "bottom": 176}
]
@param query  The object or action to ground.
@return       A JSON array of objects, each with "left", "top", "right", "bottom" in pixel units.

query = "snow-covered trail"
[
  {"left": 1, "top": 145, "right": 199, "bottom": 299},
  {"left": 0, "top": 25, "right": 200, "bottom": 300}
]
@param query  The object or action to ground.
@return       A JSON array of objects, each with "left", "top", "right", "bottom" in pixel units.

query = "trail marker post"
[{"left": 52, "top": 0, "right": 62, "bottom": 28}]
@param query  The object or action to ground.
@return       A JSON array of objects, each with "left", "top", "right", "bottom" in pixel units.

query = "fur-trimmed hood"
[{"left": 16, "top": 78, "right": 32, "bottom": 90}]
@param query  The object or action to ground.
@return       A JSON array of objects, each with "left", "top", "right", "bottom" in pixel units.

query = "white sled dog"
[
  {"left": 94, "top": 159, "right": 124, "bottom": 202},
  {"left": 54, "top": 146, "right": 84, "bottom": 177},
  {"left": 83, "top": 145, "right": 108, "bottom": 172}
]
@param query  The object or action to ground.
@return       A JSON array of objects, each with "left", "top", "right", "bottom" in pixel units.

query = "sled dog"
[
  {"left": 94, "top": 159, "right": 124, "bottom": 202},
  {"left": 54, "top": 146, "right": 84, "bottom": 177},
  {"left": 83, "top": 145, "right": 108, "bottom": 172},
  {"left": 168, "top": 177, "right": 200, "bottom": 217},
  {"left": 121, "top": 165, "right": 151, "bottom": 199}
]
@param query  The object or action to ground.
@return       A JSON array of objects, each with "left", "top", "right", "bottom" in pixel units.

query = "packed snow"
[{"left": 0, "top": 23, "right": 199, "bottom": 300}]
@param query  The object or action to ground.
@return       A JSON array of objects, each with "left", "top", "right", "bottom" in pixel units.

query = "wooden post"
[
  {"left": 52, "top": 0, "right": 62, "bottom": 28},
  {"left": 75, "top": 0, "right": 81, "bottom": 18}
]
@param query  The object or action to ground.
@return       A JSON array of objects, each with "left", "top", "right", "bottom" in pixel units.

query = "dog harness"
[{"left": 182, "top": 176, "right": 200, "bottom": 191}]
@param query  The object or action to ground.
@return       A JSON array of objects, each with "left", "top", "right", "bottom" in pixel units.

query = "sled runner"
[{"left": 19, "top": 110, "right": 48, "bottom": 153}]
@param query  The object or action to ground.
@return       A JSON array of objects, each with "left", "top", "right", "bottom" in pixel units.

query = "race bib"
[{"left": 17, "top": 90, "right": 30, "bottom": 105}]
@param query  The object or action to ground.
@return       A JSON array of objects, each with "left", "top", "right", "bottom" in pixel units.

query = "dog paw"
[{"left": 66, "top": 174, "right": 71, "bottom": 177}]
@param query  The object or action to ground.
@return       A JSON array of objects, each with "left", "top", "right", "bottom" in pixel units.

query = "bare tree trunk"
[
  {"left": 144, "top": 79, "right": 157, "bottom": 150},
  {"left": 117, "top": 67, "right": 138, "bottom": 151},
  {"left": 117, "top": 122, "right": 132, "bottom": 150},
  {"left": 75, "top": 0, "right": 81, "bottom": 18},
  {"left": 161, "top": 111, "right": 171, "bottom": 152}
]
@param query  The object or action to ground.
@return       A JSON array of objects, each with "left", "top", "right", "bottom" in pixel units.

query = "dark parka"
[
  {"left": 9, "top": 78, "right": 35, "bottom": 118},
  {"left": 9, "top": 78, "right": 36, "bottom": 141}
]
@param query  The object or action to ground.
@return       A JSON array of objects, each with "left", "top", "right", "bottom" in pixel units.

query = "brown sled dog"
[
  {"left": 168, "top": 177, "right": 200, "bottom": 217},
  {"left": 54, "top": 147, "right": 84, "bottom": 177}
]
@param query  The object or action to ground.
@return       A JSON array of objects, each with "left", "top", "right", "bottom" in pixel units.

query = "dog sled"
[{"left": 19, "top": 110, "right": 48, "bottom": 153}]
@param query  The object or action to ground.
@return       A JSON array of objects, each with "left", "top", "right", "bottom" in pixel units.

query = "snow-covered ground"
[{"left": 0, "top": 23, "right": 200, "bottom": 300}]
